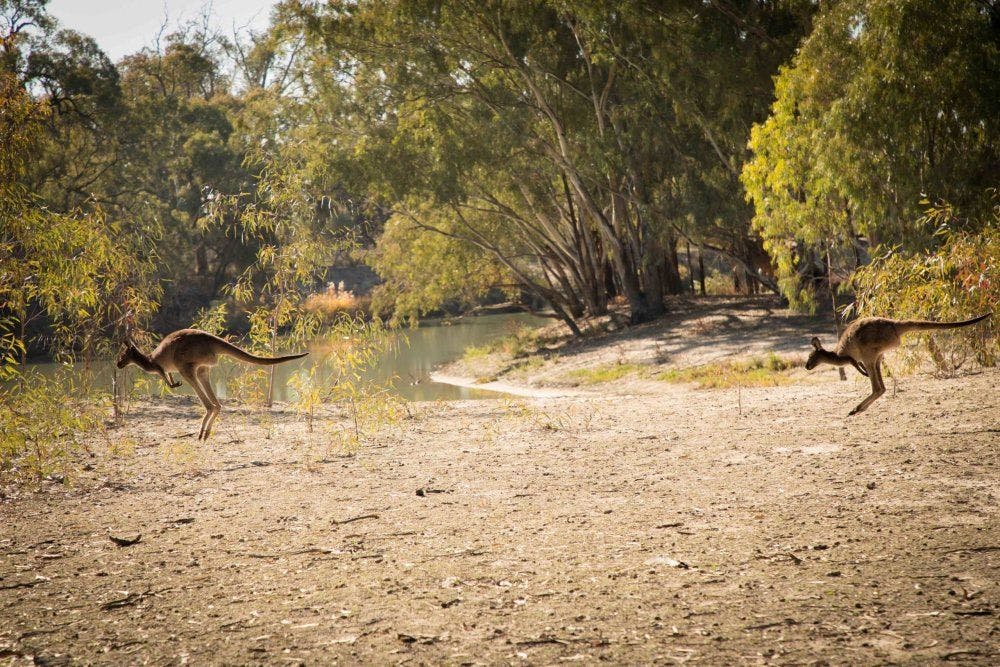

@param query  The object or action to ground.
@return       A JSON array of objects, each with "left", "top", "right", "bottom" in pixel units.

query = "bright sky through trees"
[{"left": 47, "top": 0, "right": 274, "bottom": 61}]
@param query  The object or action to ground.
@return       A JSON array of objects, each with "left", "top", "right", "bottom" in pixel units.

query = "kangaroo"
[
  {"left": 805, "top": 313, "right": 992, "bottom": 416},
  {"left": 116, "top": 329, "right": 308, "bottom": 440}
]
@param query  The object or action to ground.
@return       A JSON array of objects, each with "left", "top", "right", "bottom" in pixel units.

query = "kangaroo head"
[
  {"left": 804, "top": 336, "right": 824, "bottom": 370},
  {"left": 116, "top": 342, "right": 138, "bottom": 369}
]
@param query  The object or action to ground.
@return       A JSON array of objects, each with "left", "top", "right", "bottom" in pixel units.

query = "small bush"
[
  {"left": 0, "top": 370, "right": 105, "bottom": 484},
  {"left": 304, "top": 285, "right": 370, "bottom": 320},
  {"left": 656, "top": 354, "right": 798, "bottom": 389},
  {"left": 851, "top": 205, "right": 998, "bottom": 374},
  {"left": 566, "top": 362, "right": 649, "bottom": 385},
  {"left": 704, "top": 269, "right": 739, "bottom": 296},
  {"left": 463, "top": 324, "right": 545, "bottom": 361},
  {"left": 287, "top": 314, "right": 406, "bottom": 451},
  {"left": 512, "top": 354, "right": 548, "bottom": 374}
]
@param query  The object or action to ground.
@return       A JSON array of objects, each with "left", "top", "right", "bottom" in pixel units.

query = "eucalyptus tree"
[
  {"left": 109, "top": 27, "right": 265, "bottom": 325},
  {"left": 1, "top": 1, "right": 160, "bottom": 368},
  {"left": 282, "top": 0, "right": 812, "bottom": 327},
  {"left": 2, "top": 2, "right": 255, "bottom": 332},
  {"left": 743, "top": 0, "right": 1000, "bottom": 308},
  {"left": 23, "top": 29, "right": 124, "bottom": 212},
  {"left": 0, "top": 67, "right": 160, "bottom": 380}
]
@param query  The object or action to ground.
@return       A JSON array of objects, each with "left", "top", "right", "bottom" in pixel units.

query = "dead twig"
[
  {"left": 109, "top": 533, "right": 142, "bottom": 547},
  {"left": 331, "top": 513, "right": 379, "bottom": 525},
  {"left": 943, "top": 546, "right": 1000, "bottom": 554},
  {"left": 757, "top": 552, "right": 802, "bottom": 565},
  {"left": 415, "top": 487, "right": 450, "bottom": 496},
  {"left": 227, "top": 546, "right": 342, "bottom": 559},
  {"left": 745, "top": 618, "right": 798, "bottom": 631},
  {"left": 0, "top": 578, "right": 46, "bottom": 591},
  {"left": 100, "top": 589, "right": 154, "bottom": 611},
  {"left": 425, "top": 548, "right": 484, "bottom": 561},
  {"left": 942, "top": 649, "right": 986, "bottom": 660},
  {"left": 514, "top": 636, "right": 571, "bottom": 647}
]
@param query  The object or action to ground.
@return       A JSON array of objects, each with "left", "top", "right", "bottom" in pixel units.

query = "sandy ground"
[{"left": 2, "top": 300, "right": 999, "bottom": 665}]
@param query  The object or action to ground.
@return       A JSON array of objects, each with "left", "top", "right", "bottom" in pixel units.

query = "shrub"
[
  {"left": 0, "top": 370, "right": 105, "bottom": 484},
  {"left": 656, "top": 354, "right": 798, "bottom": 389},
  {"left": 851, "top": 204, "right": 998, "bottom": 374},
  {"left": 463, "top": 324, "right": 546, "bottom": 361},
  {"left": 565, "top": 362, "right": 648, "bottom": 385},
  {"left": 287, "top": 313, "right": 406, "bottom": 451},
  {"left": 304, "top": 285, "right": 370, "bottom": 320}
]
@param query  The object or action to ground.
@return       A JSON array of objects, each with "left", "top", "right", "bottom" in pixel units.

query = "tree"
[
  {"left": 743, "top": 0, "right": 1000, "bottom": 308},
  {"left": 281, "top": 0, "right": 812, "bottom": 328}
]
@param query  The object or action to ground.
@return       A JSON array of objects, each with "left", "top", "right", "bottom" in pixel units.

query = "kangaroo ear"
[{"left": 811, "top": 336, "right": 822, "bottom": 350}]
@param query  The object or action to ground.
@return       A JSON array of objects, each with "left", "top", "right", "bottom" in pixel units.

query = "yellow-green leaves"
[
  {"left": 853, "top": 203, "right": 999, "bottom": 372},
  {"left": 743, "top": 0, "right": 1000, "bottom": 309}
]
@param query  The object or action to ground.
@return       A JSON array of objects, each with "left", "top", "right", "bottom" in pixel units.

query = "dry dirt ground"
[{"left": 2, "top": 300, "right": 998, "bottom": 665}]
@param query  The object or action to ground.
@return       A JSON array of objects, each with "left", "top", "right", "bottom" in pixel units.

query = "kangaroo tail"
[
  {"left": 214, "top": 337, "right": 309, "bottom": 365},
  {"left": 896, "top": 312, "right": 992, "bottom": 335}
]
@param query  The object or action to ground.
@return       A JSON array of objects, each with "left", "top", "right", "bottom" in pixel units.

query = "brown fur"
[
  {"left": 805, "top": 313, "right": 991, "bottom": 416},
  {"left": 116, "top": 329, "right": 307, "bottom": 440}
]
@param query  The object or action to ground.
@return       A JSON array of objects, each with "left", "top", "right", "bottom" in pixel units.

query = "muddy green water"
[{"left": 27, "top": 313, "right": 547, "bottom": 402}]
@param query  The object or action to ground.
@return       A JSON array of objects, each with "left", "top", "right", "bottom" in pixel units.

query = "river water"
[{"left": 26, "top": 313, "right": 547, "bottom": 402}]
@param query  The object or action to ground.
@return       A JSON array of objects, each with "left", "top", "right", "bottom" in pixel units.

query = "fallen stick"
[
  {"left": 331, "top": 513, "right": 379, "bottom": 525},
  {"left": 745, "top": 618, "right": 798, "bottom": 631},
  {"left": 100, "top": 589, "right": 154, "bottom": 611},
  {"left": 514, "top": 636, "right": 571, "bottom": 647},
  {"left": 109, "top": 533, "right": 142, "bottom": 547},
  {"left": 0, "top": 579, "right": 46, "bottom": 591}
]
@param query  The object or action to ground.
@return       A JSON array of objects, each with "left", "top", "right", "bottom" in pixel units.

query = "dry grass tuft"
[
  {"left": 304, "top": 285, "right": 369, "bottom": 319},
  {"left": 565, "top": 362, "right": 648, "bottom": 385},
  {"left": 656, "top": 353, "right": 800, "bottom": 389}
]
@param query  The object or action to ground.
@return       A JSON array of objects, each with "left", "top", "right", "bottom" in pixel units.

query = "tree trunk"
[
  {"left": 686, "top": 242, "right": 695, "bottom": 293},
  {"left": 826, "top": 244, "right": 847, "bottom": 381},
  {"left": 642, "top": 250, "right": 666, "bottom": 320},
  {"left": 662, "top": 235, "right": 684, "bottom": 295},
  {"left": 196, "top": 243, "right": 209, "bottom": 276}
]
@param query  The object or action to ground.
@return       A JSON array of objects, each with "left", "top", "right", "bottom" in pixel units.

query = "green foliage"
[
  {"left": 192, "top": 302, "right": 229, "bottom": 335},
  {"left": 284, "top": 0, "right": 813, "bottom": 326},
  {"left": 743, "top": 0, "right": 1000, "bottom": 308},
  {"left": 2, "top": 67, "right": 160, "bottom": 355},
  {"left": 656, "top": 354, "right": 798, "bottom": 389},
  {"left": 370, "top": 209, "right": 513, "bottom": 324},
  {"left": 851, "top": 203, "right": 999, "bottom": 373},
  {"left": 463, "top": 324, "right": 548, "bottom": 361},
  {"left": 0, "top": 62, "right": 158, "bottom": 477},
  {"left": 0, "top": 369, "right": 105, "bottom": 484},
  {"left": 287, "top": 314, "right": 406, "bottom": 451},
  {"left": 565, "top": 362, "right": 648, "bottom": 385},
  {"left": 217, "top": 141, "right": 348, "bottom": 405}
]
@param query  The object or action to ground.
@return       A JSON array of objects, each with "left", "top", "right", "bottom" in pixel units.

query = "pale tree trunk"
[
  {"left": 266, "top": 293, "right": 280, "bottom": 407},
  {"left": 826, "top": 243, "right": 847, "bottom": 381}
]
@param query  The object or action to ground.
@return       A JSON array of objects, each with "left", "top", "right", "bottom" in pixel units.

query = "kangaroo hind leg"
[
  {"left": 848, "top": 356, "right": 885, "bottom": 416},
  {"left": 196, "top": 366, "right": 222, "bottom": 440},
  {"left": 180, "top": 365, "right": 213, "bottom": 439}
]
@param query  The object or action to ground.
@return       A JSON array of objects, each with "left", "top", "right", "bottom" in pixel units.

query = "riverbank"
[
  {"left": 439, "top": 295, "right": 831, "bottom": 390},
  {"left": 2, "top": 299, "right": 998, "bottom": 664}
]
